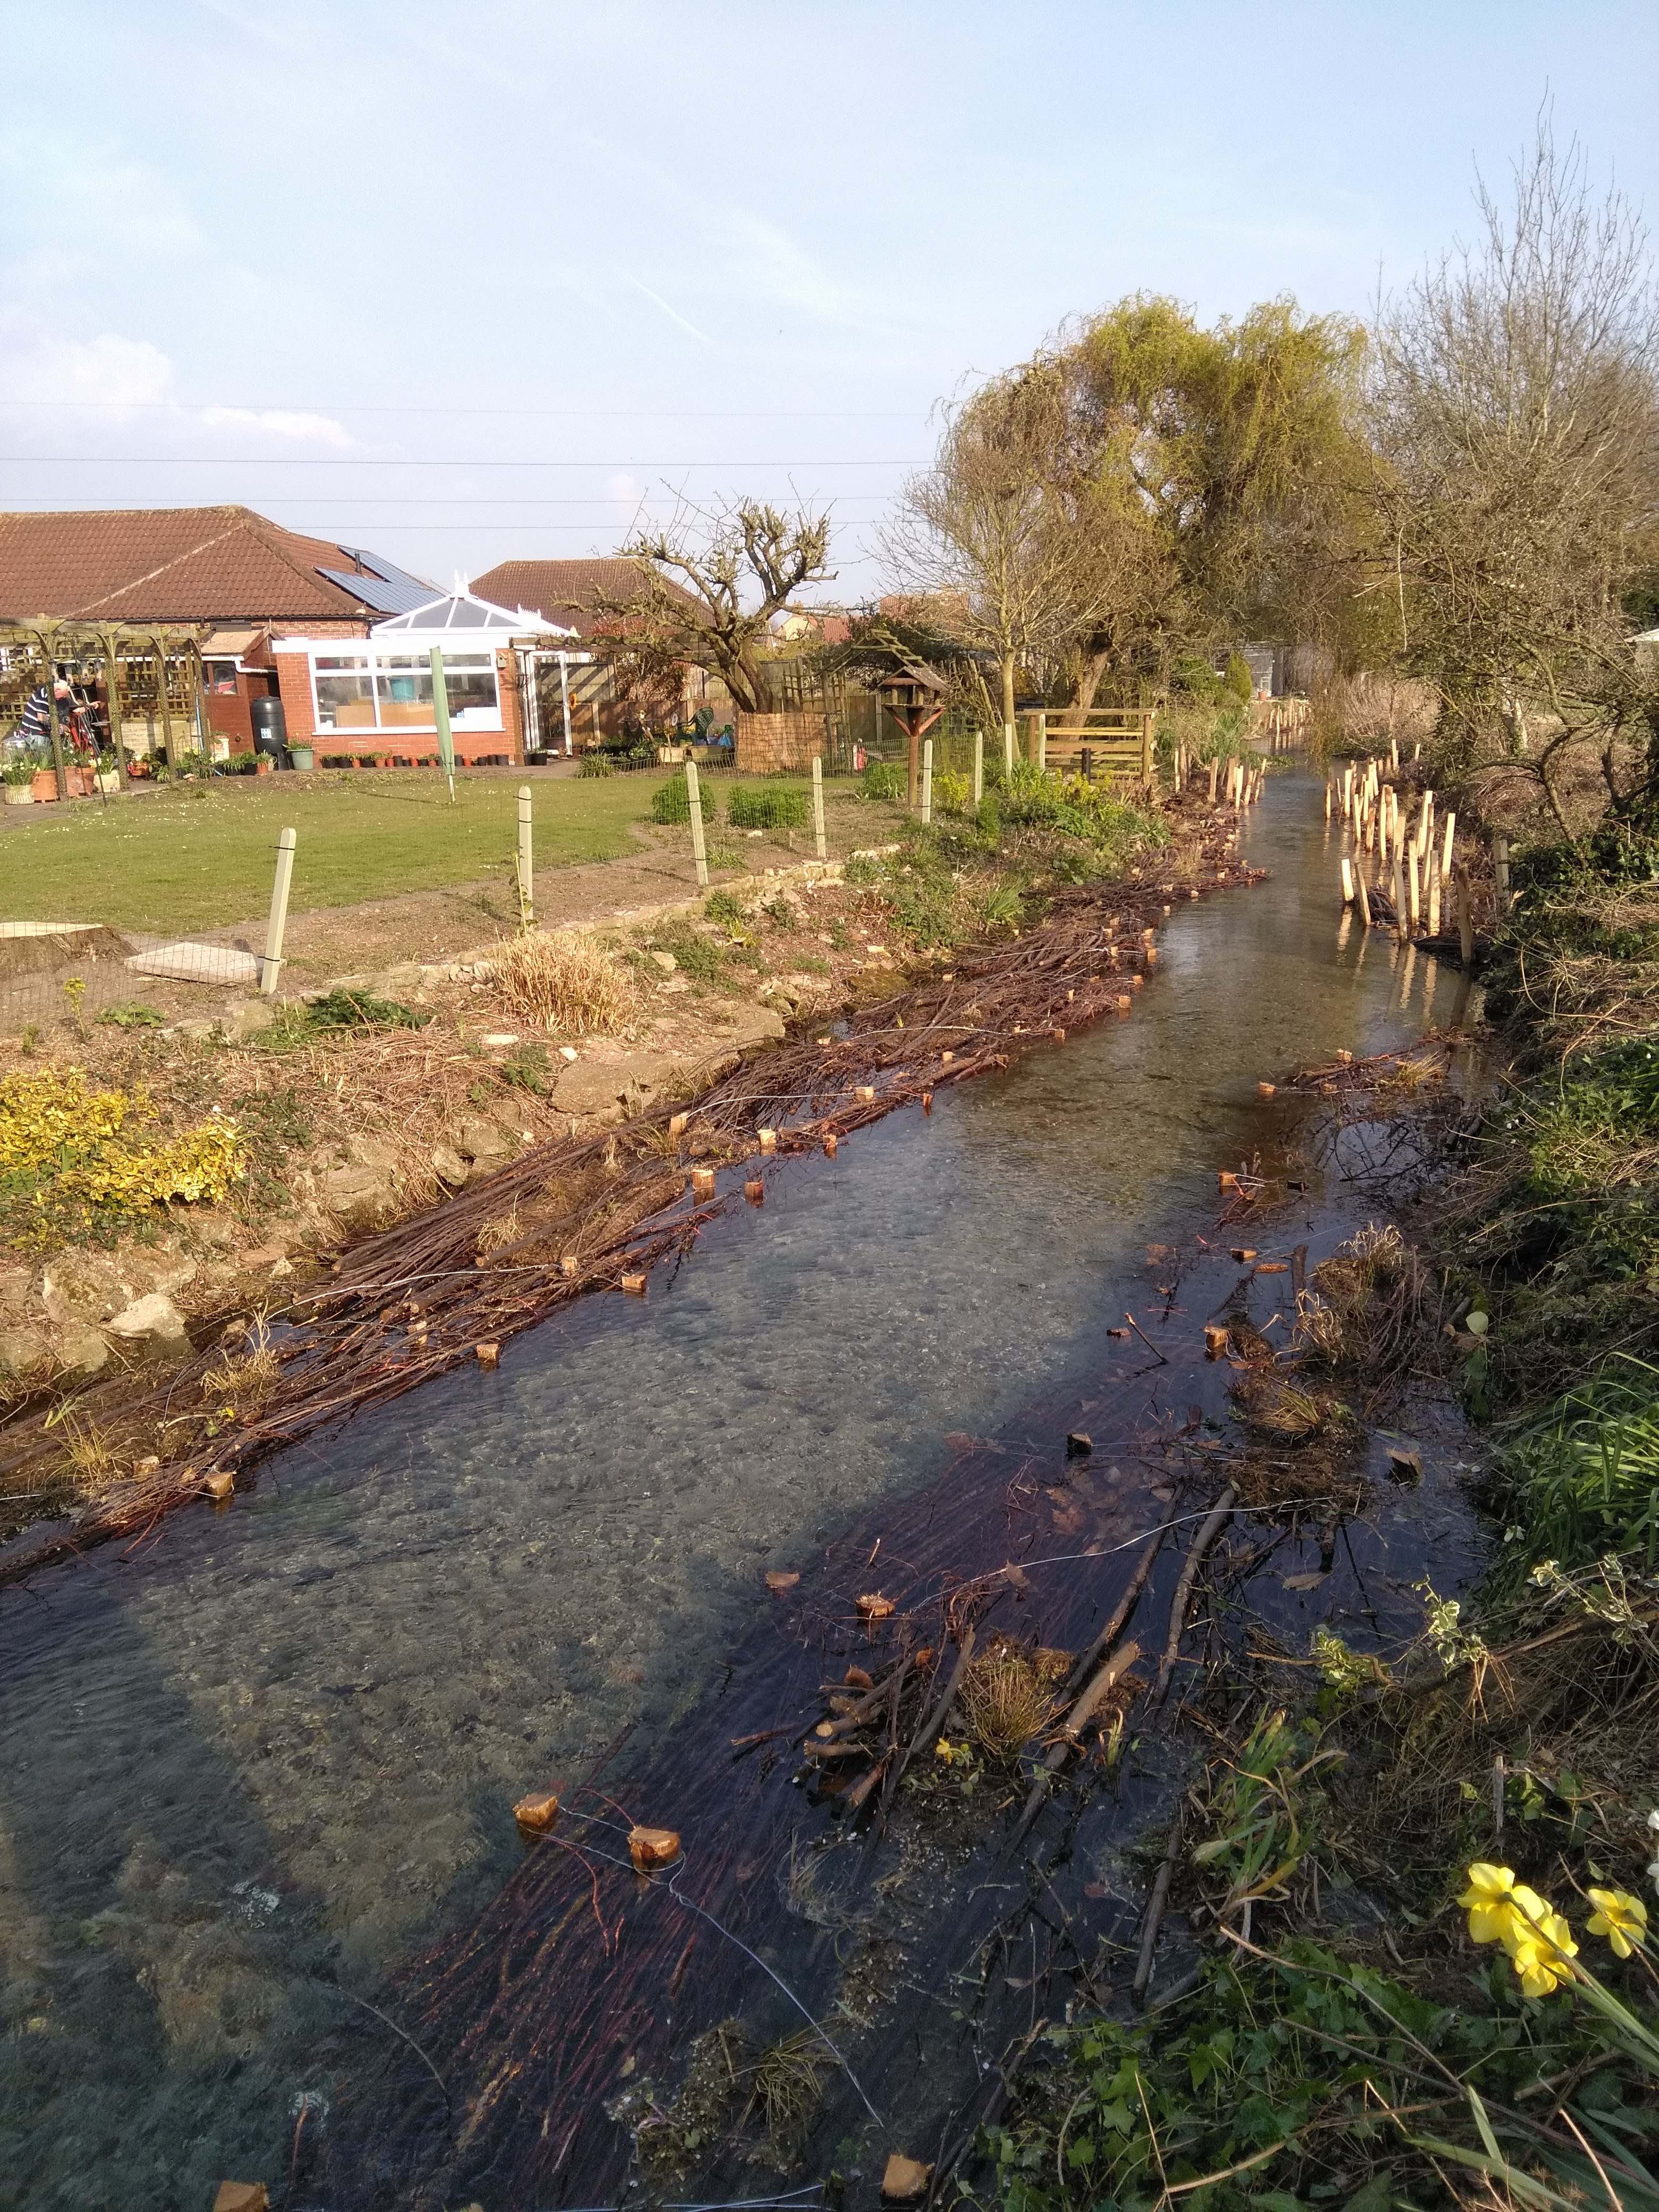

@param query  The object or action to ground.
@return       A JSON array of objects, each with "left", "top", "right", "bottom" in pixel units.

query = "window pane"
[
  {"left": 443, "top": 666, "right": 500, "bottom": 728},
  {"left": 314, "top": 670, "right": 376, "bottom": 730},
  {"left": 314, "top": 654, "right": 370, "bottom": 672},
  {"left": 375, "top": 660, "right": 433, "bottom": 728}
]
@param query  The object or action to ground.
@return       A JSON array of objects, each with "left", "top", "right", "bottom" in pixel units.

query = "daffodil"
[
  {"left": 1460, "top": 1864, "right": 1527, "bottom": 1945},
  {"left": 1586, "top": 1888, "right": 1648, "bottom": 1959}
]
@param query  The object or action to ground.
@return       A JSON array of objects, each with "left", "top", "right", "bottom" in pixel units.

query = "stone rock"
[
  {"left": 658, "top": 974, "right": 690, "bottom": 993},
  {"left": 0, "top": 1266, "right": 33, "bottom": 1312},
  {"left": 56, "top": 1322, "right": 111, "bottom": 1377},
  {"left": 223, "top": 997, "right": 276, "bottom": 1040},
  {"left": 707, "top": 1001, "right": 787, "bottom": 1048},
  {"left": 344, "top": 1133, "right": 401, "bottom": 1175},
  {"left": 319, "top": 1163, "right": 398, "bottom": 1231},
  {"left": 0, "top": 1324, "right": 53, "bottom": 1380},
  {"left": 647, "top": 950, "right": 678, "bottom": 975},
  {"left": 106, "top": 1292, "right": 188, "bottom": 1348},
  {"left": 552, "top": 1054, "right": 673, "bottom": 1121},
  {"left": 455, "top": 1115, "right": 516, "bottom": 1164},
  {"left": 40, "top": 1253, "right": 127, "bottom": 1325},
  {"left": 432, "top": 1145, "right": 470, "bottom": 1187}
]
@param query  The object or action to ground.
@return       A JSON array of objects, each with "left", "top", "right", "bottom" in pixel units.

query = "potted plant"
[
  {"left": 30, "top": 766, "right": 58, "bottom": 801},
  {"left": 289, "top": 742, "right": 314, "bottom": 772},
  {"left": 64, "top": 760, "right": 96, "bottom": 798},
  {"left": 254, "top": 753, "right": 273, "bottom": 774},
  {"left": 94, "top": 749, "right": 122, "bottom": 794},
  {"left": 4, "top": 760, "right": 36, "bottom": 804}
]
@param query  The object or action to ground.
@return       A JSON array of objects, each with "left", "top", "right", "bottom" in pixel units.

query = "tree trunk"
[
  {"left": 722, "top": 653, "right": 767, "bottom": 715},
  {"left": 1062, "top": 648, "right": 1112, "bottom": 733}
]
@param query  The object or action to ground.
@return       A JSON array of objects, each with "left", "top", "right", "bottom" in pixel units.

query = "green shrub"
[
  {"left": 860, "top": 761, "right": 905, "bottom": 802},
  {"left": 726, "top": 782, "right": 807, "bottom": 830},
  {"left": 650, "top": 777, "right": 719, "bottom": 825},
  {"left": 578, "top": 751, "right": 614, "bottom": 778},
  {"left": 1224, "top": 651, "right": 1255, "bottom": 704},
  {"left": 933, "top": 768, "right": 970, "bottom": 814}
]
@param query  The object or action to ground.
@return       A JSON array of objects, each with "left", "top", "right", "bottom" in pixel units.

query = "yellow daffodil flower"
[
  {"left": 1459, "top": 1864, "right": 1524, "bottom": 1945},
  {"left": 1586, "top": 1888, "right": 1648, "bottom": 1959}
]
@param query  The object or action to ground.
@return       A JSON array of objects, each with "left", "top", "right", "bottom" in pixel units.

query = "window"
[{"left": 308, "top": 650, "right": 500, "bottom": 734}]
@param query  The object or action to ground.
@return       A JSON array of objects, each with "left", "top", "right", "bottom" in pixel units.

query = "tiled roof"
[
  {"left": 0, "top": 506, "right": 422, "bottom": 625},
  {"left": 470, "top": 558, "right": 703, "bottom": 638}
]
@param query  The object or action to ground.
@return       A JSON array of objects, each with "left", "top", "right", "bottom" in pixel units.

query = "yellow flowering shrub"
[{"left": 0, "top": 1066, "right": 247, "bottom": 1245}]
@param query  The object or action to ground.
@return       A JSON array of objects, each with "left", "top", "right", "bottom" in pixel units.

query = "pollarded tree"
[{"left": 598, "top": 499, "right": 835, "bottom": 717}]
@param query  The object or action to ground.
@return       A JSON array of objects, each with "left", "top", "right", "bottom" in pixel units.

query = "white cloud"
[
  {"left": 707, "top": 211, "right": 866, "bottom": 325},
  {"left": 0, "top": 326, "right": 176, "bottom": 409},
  {"left": 199, "top": 406, "right": 353, "bottom": 447}
]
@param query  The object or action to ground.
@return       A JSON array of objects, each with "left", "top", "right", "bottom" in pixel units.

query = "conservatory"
[{"left": 270, "top": 589, "right": 589, "bottom": 764}]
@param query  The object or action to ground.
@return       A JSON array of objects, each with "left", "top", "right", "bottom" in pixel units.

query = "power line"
[
  {"left": 0, "top": 455, "right": 920, "bottom": 469},
  {"left": 0, "top": 399, "right": 927, "bottom": 420}
]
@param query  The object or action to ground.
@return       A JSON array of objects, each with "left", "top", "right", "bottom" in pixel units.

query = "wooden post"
[
  {"left": 1392, "top": 842, "right": 1407, "bottom": 941},
  {"left": 1492, "top": 833, "right": 1510, "bottom": 901},
  {"left": 811, "top": 755, "right": 826, "bottom": 860},
  {"left": 517, "top": 784, "right": 534, "bottom": 931},
  {"left": 1427, "top": 849, "right": 1442, "bottom": 937},
  {"left": 1035, "top": 710, "right": 1046, "bottom": 772},
  {"left": 557, "top": 654, "right": 573, "bottom": 756},
  {"left": 100, "top": 629, "right": 130, "bottom": 791},
  {"left": 260, "top": 827, "right": 297, "bottom": 994},
  {"left": 1441, "top": 809, "right": 1456, "bottom": 880},
  {"left": 1355, "top": 868, "right": 1372, "bottom": 928},
  {"left": 154, "top": 634, "right": 178, "bottom": 777},
  {"left": 1208, "top": 755, "right": 1220, "bottom": 805},
  {"left": 920, "top": 738, "right": 933, "bottom": 824},
  {"left": 1407, "top": 845, "right": 1421, "bottom": 929},
  {"left": 907, "top": 720, "right": 919, "bottom": 809},
  {"left": 1417, "top": 789, "right": 1433, "bottom": 858},
  {"left": 37, "top": 629, "right": 68, "bottom": 800},
  {"left": 430, "top": 647, "right": 456, "bottom": 802},
  {"left": 686, "top": 758, "right": 709, "bottom": 887},
  {"left": 1324, "top": 779, "right": 1332, "bottom": 821},
  {"left": 1139, "top": 710, "right": 1153, "bottom": 783},
  {"left": 1340, "top": 855, "right": 1355, "bottom": 904},
  {"left": 973, "top": 727, "right": 984, "bottom": 807},
  {"left": 1003, "top": 723, "right": 1016, "bottom": 780}
]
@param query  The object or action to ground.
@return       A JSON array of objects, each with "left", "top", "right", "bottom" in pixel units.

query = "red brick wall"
[{"left": 270, "top": 646, "right": 524, "bottom": 764}]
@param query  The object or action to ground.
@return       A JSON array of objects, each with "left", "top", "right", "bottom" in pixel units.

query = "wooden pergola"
[
  {"left": 876, "top": 661, "right": 948, "bottom": 806},
  {"left": 0, "top": 618, "right": 210, "bottom": 800}
]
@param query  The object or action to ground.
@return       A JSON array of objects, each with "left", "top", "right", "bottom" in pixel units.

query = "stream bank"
[{"left": 0, "top": 770, "right": 1488, "bottom": 2211}]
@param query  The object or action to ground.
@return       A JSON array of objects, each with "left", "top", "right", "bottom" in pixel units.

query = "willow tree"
[{"left": 1046, "top": 295, "right": 1372, "bottom": 719}]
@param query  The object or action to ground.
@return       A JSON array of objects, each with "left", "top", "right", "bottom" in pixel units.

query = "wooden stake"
[
  {"left": 516, "top": 784, "right": 534, "bottom": 931},
  {"left": 1355, "top": 868, "right": 1372, "bottom": 928},
  {"left": 259, "top": 826, "right": 297, "bottom": 994},
  {"left": 919, "top": 736, "right": 933, "bottom": 825},
  {"left": 1441, "top": 808, "right": 1456, "bottom": 879},
  {"left": 1340, "top": 856, "right": 1354, "bottom": 905},
  {"left": 811, "top": 755, "right": 827, "bottom": 861},
  {"left": 1455, "top": 864, "right": 1474, "bottom": 968},
  {"left": 973, "top": 727, "right": 984, "bottom": 807},
  {"left": 685, "top": 758, "right": 708, "bottom": 888},
  {"left": 1407, "top": 845, "right": 1421, "bottom": 929}
]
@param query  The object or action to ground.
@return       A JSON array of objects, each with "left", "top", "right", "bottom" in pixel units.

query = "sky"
[{"left": 3, "top": 0, "right": 1656, "bottom": 604}]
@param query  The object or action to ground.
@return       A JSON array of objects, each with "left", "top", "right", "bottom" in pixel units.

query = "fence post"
[
  {"left": 1003, "top": 723, "right": 1015, "bottom": 780},
  {"left": 973, "top": 728, "right": 984, "bottom": 808},
  {"left": 1035, "top": 710, "right": 1046, "bottom": 773},
  {"left": 1492, "top": 832, "right": 1510, "bottom": 902},
  {"left": 811, "top": 756, "right": 826, "bottom": 861},
  {"left": 920, "top": 738, "right": 933, "bottom": 825},
  {"left": 686, "top": 758, "right": 709, "bottom": 887},
  {"left": 517, "top": 784, "right": 534, "bottom": 931},
  {"left": 261, "top": 827, "right": 297, "bottom": 995}
]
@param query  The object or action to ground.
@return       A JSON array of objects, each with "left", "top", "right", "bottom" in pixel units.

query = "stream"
[{"left": 0, "top": 770, "right": 1486, "bottom": 2212}]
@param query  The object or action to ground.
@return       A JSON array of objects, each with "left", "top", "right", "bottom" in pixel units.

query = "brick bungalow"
[{"left": 0, "top": 505, "right": 432, "bottom": 750}]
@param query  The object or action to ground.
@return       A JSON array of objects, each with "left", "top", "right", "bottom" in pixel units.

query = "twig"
[
  {"left": 1132, "top": 1806, "right": 1185, "bottom": 2003},
  {"left": 1065, "top": 1526, "right": 1166, "bottom": 1691},
  {"left": 1153, "top": 1485, "right": 1238, "bottom": 1706}
]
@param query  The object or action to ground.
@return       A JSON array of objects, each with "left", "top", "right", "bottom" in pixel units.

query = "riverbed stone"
[
  {"left": 455, "top": 1115, "right": 516, "bottom": 1164},
  {"left": 432, "top": 1144, "right": 470, "bottom": 1187},
  {"left": 319, "top": 1163, "right": 398, "bottom": 1230}
]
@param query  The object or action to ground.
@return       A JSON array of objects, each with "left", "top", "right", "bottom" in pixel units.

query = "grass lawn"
[{"left": 0, "top": 770, "right": 679, "bottom": 933}]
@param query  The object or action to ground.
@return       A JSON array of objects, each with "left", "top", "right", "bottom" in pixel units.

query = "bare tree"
[
  {"left": 1368, "top": 114, "right": 1659, "bottom": 827},
  {"left": 881, "top": 368, "right": 1108, "bottom": 742},
  {"left": 597, "top": 498, "right": 834, "bottom": 718}
]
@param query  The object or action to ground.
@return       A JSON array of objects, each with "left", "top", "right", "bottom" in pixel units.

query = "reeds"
[{"left": 957, "top": 1645, "right": 1061, "bottom": 1763}]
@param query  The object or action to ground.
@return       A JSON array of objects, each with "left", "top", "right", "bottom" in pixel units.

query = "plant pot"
[
  {"left": 31, "top": 770, "right": 58, "bottom": 801},
  {"left": 254, "top": 757, "right": 273, "bottom": 775},
  {"left": 95, "top": 771, "right": 121, "bottom": 793},
  {"left": 289, "top": 744, "right": 314, "bottom": 772},
  {"left": 4, "top": 783, "right": 36, "bottom": 805},
  {"left": 65, "top": 767, "right": 95, "bottom": 798}
]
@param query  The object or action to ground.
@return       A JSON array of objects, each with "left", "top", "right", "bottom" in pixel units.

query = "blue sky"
[{"left": 3, "top": 0, "right": 1655, "bottom": 600}]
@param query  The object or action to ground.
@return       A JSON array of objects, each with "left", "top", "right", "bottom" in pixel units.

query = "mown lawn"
[{"left": 0, "top": 770, "right": 670, "bottom": 933}]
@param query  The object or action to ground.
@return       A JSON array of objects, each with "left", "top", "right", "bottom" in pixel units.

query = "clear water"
[{"left": 0, "top": 776, "right": 1473, "bottom": 2210}]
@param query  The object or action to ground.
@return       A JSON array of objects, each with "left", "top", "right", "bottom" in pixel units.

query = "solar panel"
[{"left": 316, "top": 553, "right": 439, "bottom": 615}]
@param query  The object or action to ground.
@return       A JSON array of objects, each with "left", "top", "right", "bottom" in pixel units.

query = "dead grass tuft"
[
  {"left": 474, "top": 1202, "right": 521, "bottom": 1260},
  {"left": 747, "top": 2029, "right": 828, "bottom": 2151},
  {"left": 959, "top": 1643, "right": 1062, "bottom": 1763},
  {"left": 1231, "top": 1370, "right": 1351, "bottom": 1443},
  {"left": 199, "top": 1329, "right": 281, "bottom": 1412},
  {"left": 489, "top": 932, "right": 638, "bottom": 1036}
]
